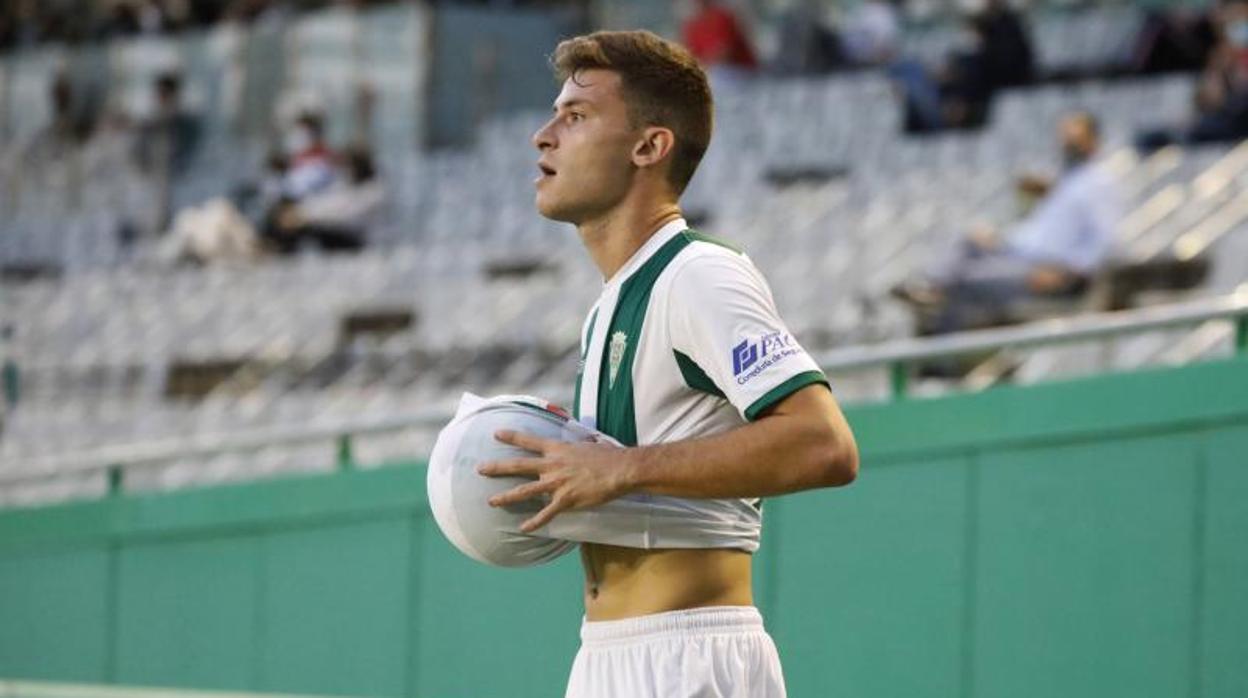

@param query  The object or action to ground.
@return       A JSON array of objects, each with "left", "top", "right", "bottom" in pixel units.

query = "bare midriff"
[{"left": 580, "top": 543, "right": 753, "bottom": 621}]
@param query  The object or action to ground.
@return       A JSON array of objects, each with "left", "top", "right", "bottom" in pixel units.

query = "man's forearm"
[
  {"left": 620, "top": 390, "right": 858, "bottom": 499},
  {"left": 481, "top": 386, "right": 858, "bottom": 532}
]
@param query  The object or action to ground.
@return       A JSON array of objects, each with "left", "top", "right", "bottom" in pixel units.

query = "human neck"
[{"left": 577, "top": 198, "right": 683, "bottom": 282}]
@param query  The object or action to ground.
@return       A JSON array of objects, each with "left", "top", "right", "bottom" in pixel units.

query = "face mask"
[
  {"left": 285, "top": 126, "right": 313, "bottom": 155},
  {"left": 1229, "top": 20, "right": 1248, "bottom": 48},
  {"left": 1063, "top": 145, "right": 1089, "bottom": 169}
]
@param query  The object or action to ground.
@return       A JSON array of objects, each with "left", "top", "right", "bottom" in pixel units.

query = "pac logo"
[
  {"left": 732, "top": 340, "right": 759, "bottom": 376},
  {"left": 732, "top": 331, "right": 798, "bottom": 379}
]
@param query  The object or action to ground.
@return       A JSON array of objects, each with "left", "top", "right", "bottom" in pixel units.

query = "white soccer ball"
[{"left": 426, "top": 393, "right": 600, "bottom": 568}]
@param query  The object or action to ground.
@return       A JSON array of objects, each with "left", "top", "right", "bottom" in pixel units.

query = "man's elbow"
[{"left": 814, "top": 427, "right": 858, "bottom": 488}]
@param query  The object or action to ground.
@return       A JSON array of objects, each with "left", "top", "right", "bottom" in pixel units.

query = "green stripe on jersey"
[
  {"left": 595, "top": 232, "right": 692, "bottom": 445},
  {"left": 683, "top": 229, "right": 744, "bottom": 254},
  {"left": 572, "top": 307, "right": 598, "bottom": 421},
  {"left": 744, "top": 370, "right": 829, "bottom": 421},
  {"left": 674, "top": 350, "right": 726, "bottom": 398}
]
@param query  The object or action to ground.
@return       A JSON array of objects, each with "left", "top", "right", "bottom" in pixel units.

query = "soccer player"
[{"left": 478, "top": 30, "right": 859, "bottom": 698}]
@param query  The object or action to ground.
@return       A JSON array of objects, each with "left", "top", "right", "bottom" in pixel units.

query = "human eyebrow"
[{"left": 553, "top": 99, "right": 591, "bottom": 114}]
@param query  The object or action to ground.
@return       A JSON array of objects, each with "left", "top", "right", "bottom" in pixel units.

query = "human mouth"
[{"left": 535, "top": 162, "right": 556, "bottom": 185}]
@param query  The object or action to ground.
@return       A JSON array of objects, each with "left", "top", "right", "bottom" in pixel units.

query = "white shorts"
[{"left": 564, "top": 606, "right": 787, "bottom": 698}]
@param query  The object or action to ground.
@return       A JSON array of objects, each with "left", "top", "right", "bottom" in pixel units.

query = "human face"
[
  {"left": 531, "top": 69, "right": 643, "bottom": 224},
  {"left": 1059, "top": 116, "right": 1094, "bottom": 164}
]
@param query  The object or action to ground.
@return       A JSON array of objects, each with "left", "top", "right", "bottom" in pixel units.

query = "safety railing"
[{"left": 3, "top": 291, "right": 1247, "bottom": 492}]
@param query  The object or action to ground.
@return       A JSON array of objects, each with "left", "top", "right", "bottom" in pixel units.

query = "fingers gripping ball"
[{"left": 426, "top": 393, "right": 607, "bottom": 567}]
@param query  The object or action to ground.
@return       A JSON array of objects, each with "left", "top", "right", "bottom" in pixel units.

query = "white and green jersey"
[{"left": 573, "top": 218, "right": 829, "bottom": 552}]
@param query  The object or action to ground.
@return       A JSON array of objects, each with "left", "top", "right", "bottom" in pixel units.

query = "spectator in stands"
[
  {"left": 939, "top": 4, "right": 1035, "bottom": 129},
  {"left": 977, "top": 0, "right": 1035, "bottom": 90},
  {"left": 0, "top": 323, "right": 16, "bottom": 437},
  {"left": 100, "top": 2, "right": 145, "bottom": 37},
  {"left": 133, "top": 71, "right": 202, "bottom": 232},
  {"left": 0, "top": 0, "right": 54, "bottom": 50},
  {"left": 160, "top": 145, "right": 382, "bottom": 263},
  {"left": 771, "top": 3, "right": 845, "bottom": 75},
  {"left": 890, "top": 2, "right": 1034, "bottom": 133},
  {"left": 262, "top": 146, "right": 383, "bottom": 254},
  {"left": 893, "top": 112, "right": 1121, "bottom": 334},
  {"left": 21, "top": 72, "right": 92, "bottom": 170},
  {"left": 101, "top": 1, "right": 180, "bottom": 37},
  {"left": 1137, "top": 0, "right": 1248, "bottom": 151},
  {"left": 0, "top": 0, "right": 291, "bottom": 54},
  {"left": 6, "top": 71, "right": 101, "bottom": 210},
  {"left": 841, "top": 0, "right": 901, "bottom": 67},
  {"left": 1132, "top": 8, "right": 1218, "bottom": 75},
  {"left": 681, "top": 0, "right": 758, "bottom": 86},
  {"left": 279, "top": 111, "right": 338, "bottom": 201}
]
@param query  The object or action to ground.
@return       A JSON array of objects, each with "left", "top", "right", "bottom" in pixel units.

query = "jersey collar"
[{"left": 602, "top": 217, "right": 688, "bottom": 289}]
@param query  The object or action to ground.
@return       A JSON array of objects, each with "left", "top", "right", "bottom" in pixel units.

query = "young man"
[{"left": 478, "top": 30, "right": 859, "bottom": 698}]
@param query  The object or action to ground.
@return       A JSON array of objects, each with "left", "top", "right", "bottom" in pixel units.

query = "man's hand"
[
  {"left": 968, "top": 223, "right": 1001, "bottom": 252},
  {"left": 477, "top": 430, "right": 634, "bottom": 533}
]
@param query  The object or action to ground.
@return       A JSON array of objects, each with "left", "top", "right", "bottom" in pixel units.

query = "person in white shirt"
[
  {"left": 843, "top": 0, "right": 901, "bottom": 66},
  {"left": 896, "top": 111, "right": 1121, "bottom": 333},
  {"left": 475, "top": 30, "right": 859, "bottom": 698}
]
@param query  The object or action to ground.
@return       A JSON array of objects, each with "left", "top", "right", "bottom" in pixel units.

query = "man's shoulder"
[
  {"left": 680, "top": 228, "right": 746, "bottom": 255},
  {"left": 664, "top": 237, "right": 766, "bottom": 317},
  {"left": 669, "top": 234, "right": 754, "bottom": 284}
]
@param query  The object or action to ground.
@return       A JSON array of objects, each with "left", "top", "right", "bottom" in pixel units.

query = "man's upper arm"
[{"left": 667, "top": 252, "right": 829, "bottom": 422}]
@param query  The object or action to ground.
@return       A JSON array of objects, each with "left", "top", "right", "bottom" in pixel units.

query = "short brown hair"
[{"left": 552, "top": 30, "right": 713, "bottom": 195}]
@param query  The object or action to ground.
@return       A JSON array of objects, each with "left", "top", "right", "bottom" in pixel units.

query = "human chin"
[{"left": 535, "top": 187, "right": 581, "bottom": 223}]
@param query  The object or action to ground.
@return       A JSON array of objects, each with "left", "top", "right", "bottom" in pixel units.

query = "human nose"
[{"left": 532, "top": 118, "right": 556, "bottom": 151}]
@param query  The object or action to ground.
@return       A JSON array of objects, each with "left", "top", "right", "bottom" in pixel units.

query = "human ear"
[{"left": 632, "top": 127, "right": 675, "bottom": 169}]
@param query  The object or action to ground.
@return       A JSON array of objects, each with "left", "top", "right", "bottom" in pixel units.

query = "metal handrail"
[
  {"left": 813, "top": 289, "right": 1248, "bottom": 395},
  {"left": 3, "top": 291, "right": 1247, "bottom": 488},
  {"left": 0, "top": 409, "right": 452, "bottom": 487}
]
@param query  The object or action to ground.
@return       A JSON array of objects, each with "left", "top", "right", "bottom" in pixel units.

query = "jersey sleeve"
[{"left": 667, "top": 252, "right": 828, "bottom": 421}]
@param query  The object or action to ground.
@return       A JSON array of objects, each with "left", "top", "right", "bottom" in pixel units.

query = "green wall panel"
[
  {"left": 973, "top": 436, "right": 1199, "bottom": 698},
  {"left": 259, "top": 518, "right": 412, "bottom": 697},
  {"left": 412, "top": 522, "right": 583, "bottom": 698},
  {"left": 1201, "top": 425, "right": 1248, "bottom": 698},
  {"left": 769, "top": 457, "right": 971, "bottom": 698},
  {"left": 0, "top": 548, "right": 110, "bottom": 681},
  {"left": 1, "top": 357, "right": 1247, "bottom": 696},
  {"left": 114, "top": 535, "right": 260, "bottom": 690}
]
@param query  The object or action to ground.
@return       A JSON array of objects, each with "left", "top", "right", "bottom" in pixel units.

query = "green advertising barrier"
[{"left": 2, "top": 357, "right": 1247, "bottom": 698}]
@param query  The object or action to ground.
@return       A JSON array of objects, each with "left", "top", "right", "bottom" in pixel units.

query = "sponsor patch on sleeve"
[{"left": 730, "top": 331, "right": 803, "bottom": 385}]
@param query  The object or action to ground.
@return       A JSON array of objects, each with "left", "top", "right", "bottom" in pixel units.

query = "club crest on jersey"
[{"left": 608, "top": 331, "right": 628, "bottom": 388}]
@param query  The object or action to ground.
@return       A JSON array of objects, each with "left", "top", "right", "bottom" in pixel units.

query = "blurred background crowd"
[{"left": 2, "top": 0, "right": 1247, "bottom": 500}]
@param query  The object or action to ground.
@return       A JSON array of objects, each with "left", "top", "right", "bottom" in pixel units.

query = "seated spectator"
[
  {"left": 1131, "top": 8, "right": 1218, "bottom": 75},
  {"left": 977, "top": 0, "right": 1035, "bottom": 90},
  {"left": 893, "top": 112, "right": 1121, "bottom": 335},
  {"left": 771, "top": 3, "right": 846, "bottom": 75},
  {"left": 262, "top": 147, "right": 384, "bottom": 255},
  {"left": 1137, "top": 0, "right": 1248, "bottom": 150},
  {"left": 682, "top": 0, "right": 758, "bottom": 87},
  {"left": 842, "top": 0, "right": 901, "bottom": 67},
  {"left": 160, "top": 147, "right": 383, "bottom": 264},
  {"left": 280, "top": 111, "right": 337, "bottom": 201},
  {"left": 890, "top": 0, "right": 1034, "bottom": 133}
]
